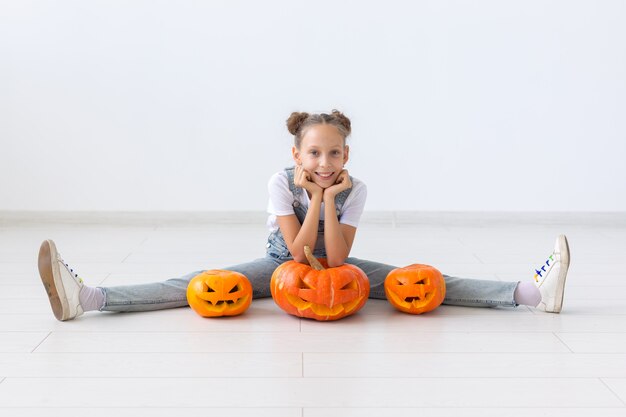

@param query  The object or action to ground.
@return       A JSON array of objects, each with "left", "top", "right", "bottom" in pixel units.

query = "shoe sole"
[
  {"left": 38, "top": 240, "right": 68, "bottom": 321},
  {"left": 553, "top": 234, "right": 570, "bottom": 313}
]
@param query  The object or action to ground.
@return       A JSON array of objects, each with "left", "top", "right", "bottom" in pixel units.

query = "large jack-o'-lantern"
[
  {"left": 187, "top": 270, "right": 253, "bottom": 317},
  {"left": 270, "top": 246, "right": 370, "bottom": 321},
  {"left": 384, "top": 264, "right": 446, "bottom": 314}
]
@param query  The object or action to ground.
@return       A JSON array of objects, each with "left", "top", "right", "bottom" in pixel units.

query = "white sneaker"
[
  {"left": 38, "top": 239, "right": 85, "bottom": 321},
  {"left": 534, "top": 234, "right": 570, "bottom": 313}
]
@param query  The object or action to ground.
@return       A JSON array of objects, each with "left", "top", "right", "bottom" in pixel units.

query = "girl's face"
[{"left": 292, "top": 124, "right": 350, "bottom": 188}]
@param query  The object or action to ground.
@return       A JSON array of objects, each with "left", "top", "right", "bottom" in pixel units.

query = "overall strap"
[{"left": 284, "top": 166, "right": 353, "bottom": 216}]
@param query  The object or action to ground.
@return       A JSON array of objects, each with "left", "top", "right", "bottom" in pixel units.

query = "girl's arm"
[
  {"left": 277, "top": 192, "right": 323, "bottom": 264},
  {"left": 322, "top": 169, "right": 357, "bottom": 266},
  {"left": 323, "top": 198, "right": 358, "bottom": 266},
  {"left": 276, "top": 166, "right": 325, "bottom": 264}
]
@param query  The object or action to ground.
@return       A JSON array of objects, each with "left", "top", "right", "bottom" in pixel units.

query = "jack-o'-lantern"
[
  {"left": 187, "top": 270, "right": 253, "bottom": 317},
  {"left": 384, "top": 264, "right": 446, "bottom": 314},
  {"left": 270, "top": 246, "right": 370, "bottom": 321}
]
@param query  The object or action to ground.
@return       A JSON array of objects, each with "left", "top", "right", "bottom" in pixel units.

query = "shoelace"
[
  {"left": 60, "top": 257, "right": 84, "bottom": 284},
  {"left": 533, "top": 252, "right": 556, "bottom": 283}
]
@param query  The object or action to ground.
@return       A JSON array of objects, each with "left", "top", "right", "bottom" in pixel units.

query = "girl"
[{"left": 38, "top": 110, "right": 570, "bottom": 321}]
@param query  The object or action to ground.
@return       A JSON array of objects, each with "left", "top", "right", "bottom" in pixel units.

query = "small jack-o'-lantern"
[
  {"left": 384, "top": 264, "right": 446, "bottom": 314},
  {"left": 270, "top": 246, "right": 370, "bottom": 321},
  {"left": 187, "top": 270, "right": 253, "bottom": 317}
]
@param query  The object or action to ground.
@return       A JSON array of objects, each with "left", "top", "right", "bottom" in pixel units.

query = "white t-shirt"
[{"left": 266, "top": 170, "right": 367, "bottom": 233}]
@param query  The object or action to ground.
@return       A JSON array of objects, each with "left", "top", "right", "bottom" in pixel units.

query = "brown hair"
[{"left": 286, "top": 109, "right": 352, "bottom": 149}]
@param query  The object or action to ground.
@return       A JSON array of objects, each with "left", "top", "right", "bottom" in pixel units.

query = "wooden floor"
[{"left": 1, "top": 212, "right": 625, "bottom": 416}]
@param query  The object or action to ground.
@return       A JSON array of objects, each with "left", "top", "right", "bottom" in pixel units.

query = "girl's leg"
[
  {"left": 344, "top": 257, "right": 392, "bottom": 299},
  {"left": 223, "top": 255, "right": 283, "bottom": 299},
  {"left": 39, "top": 235, "right": 285, "bottom": 320},
  {"left": 102, "top": 256, "right": 283, "bottom": 312},
  {"left": 345, "top": 257, "right": 518, "bottom": 308},
  {"left": 442, "top": 276, "right": 518, "bottom": 308},
  {"left": 101, "top": 269, "right": 206, "bottom": 312}
]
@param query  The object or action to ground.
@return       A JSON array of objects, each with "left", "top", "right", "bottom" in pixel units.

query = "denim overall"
[
  {"left": 102, "top": 167, "right": 518, "bottom": 312},
  {"left": 265, "top": 166, "right": 353, "bottom": 260}
]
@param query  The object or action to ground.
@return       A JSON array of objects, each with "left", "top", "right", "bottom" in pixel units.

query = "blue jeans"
[{"left": 101, "top": 234, "right": 519, "bottom": 312}]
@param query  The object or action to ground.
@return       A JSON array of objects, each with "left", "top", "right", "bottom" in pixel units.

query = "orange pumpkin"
[
  {"left": 270, "top": 246, "right": 370, "bottom": 321},
  {"left": 384, "top": 264, "right": 446, "bottom": 314},
  {"left": 187, "top": 270, "right": 253, "bottom": 317}
]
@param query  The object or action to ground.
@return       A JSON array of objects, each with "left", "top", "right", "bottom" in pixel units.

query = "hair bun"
[
  {"left": 331, "top": 109, "right": 351, "bottom": 135},
  {"left": 286, "top": 112, "right": 310, "bottom": 135}
]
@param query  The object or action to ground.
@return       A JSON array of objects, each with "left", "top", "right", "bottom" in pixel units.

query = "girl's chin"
[{"left": 314, "top": 178, "right": 335, "bottom": 187}]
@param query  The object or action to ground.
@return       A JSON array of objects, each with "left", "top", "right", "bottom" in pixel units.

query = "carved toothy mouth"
[
  {"left": 285, "top": 293, "right": 364, "bottom": 316},
  {"left": 388, "top": 291, "right": 435, "bottom": 308}
]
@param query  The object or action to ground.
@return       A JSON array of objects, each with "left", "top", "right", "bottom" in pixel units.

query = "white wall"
[{"left": 1, "top": 0, "right": 624, "bottom": 212}]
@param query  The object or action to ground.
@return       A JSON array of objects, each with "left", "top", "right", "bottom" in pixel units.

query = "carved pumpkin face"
[
  {"left": 271, "top": 246, "right": 370, "bottom": 321},
  {"left": 187, "top": 270, "right": 253, "bottom": 317},
  {"left": 384, "top": 264, "right": 446, "bottom": 314}
]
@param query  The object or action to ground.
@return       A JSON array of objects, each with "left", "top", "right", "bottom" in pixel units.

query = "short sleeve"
[
  {"left": 267, "top": 172, "right": 296, "bottom": 216},
  {"left": 338, "top": 181, "right": 367, "bottom": 228}
]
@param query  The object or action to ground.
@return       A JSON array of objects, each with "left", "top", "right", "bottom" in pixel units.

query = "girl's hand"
[
  {"left": 323, "top": 169, "right": 351, "bottom": 202},
  {"left": 294, "top": 165, "right": 323, "bottom": 198}
]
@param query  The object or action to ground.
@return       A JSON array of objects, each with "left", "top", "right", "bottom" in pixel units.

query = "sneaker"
[
  {"left": 38, "top": 239, "right": 85, "bottom": 321},
  {"left": 534, "top": 234, "right": 570, "bottom": 313}
]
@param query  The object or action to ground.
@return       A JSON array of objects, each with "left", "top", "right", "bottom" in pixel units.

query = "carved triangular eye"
[
  {"left": 229, "top": 284, "right": 240, "bottom": 293},
  {"left": 340, "top": 280, "right": 357, "bottom": 290},
  {"left": 297, "top": 278, "right": 315, "bottom": 290}
]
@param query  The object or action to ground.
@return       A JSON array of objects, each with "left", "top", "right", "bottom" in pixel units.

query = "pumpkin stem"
[{"left": 303, "top": 245, "right": 325, "bottom": 271}]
